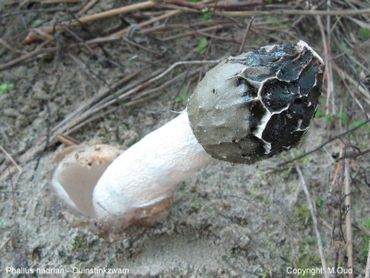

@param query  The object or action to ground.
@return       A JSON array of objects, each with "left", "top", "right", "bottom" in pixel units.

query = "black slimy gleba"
[{"left": 188, "top": 41, "right": 324, "bottom": 163}]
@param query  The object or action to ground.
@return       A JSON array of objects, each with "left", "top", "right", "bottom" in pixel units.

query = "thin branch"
[
  {"left": 365, "top": 240, "right": 370, "bottom": 278},
  {"left": 344, "top": 158, "right": 353, "bottom": 277},
  {"left": 274, "top": 118, "right": 370, "bottom": 169},
  {"left": 40, "top": 0, "right": 80, "bottom": 3},
  {"left": 339, "top": 74, "right": 367, "bottom": 118},
  {"left": 0, "top": 8, "right": 69, "bottom": 18},
  {"left": 0, "top": 41, "right": 52, "bottom": 71},
  {"left": 0, "top": 38, "right": 21, "bottom": 54},
  {"left": 160, "top": 0, "right": 263, "bottom": 10},
  {"left": 0, "top": 234, "right": 11, "bottom": 251},
  {"left": 316, "top": 15, "right": 335, "bottom": 115},
  {"left": 337, "top": 148, "right": 370, "bottom": 161},
  {"left": 51, "top": 70, "right": 141, "bottom": 133},
  {"left": 295, "top": 165, "right": 329, "bottom": 278},
  {"left": 331, "top": 152, "right": 345, "bottom": 272},
  {"left": 85, "top": 10, "right": 180, "bottom": 45},
  {"left": 218, "top": 8, "right": 370, "bottom": 17},
  {"left": 238, "top": 16, "right": 255, "bottom": 54},
  {"left": 77, "top": 0, "right": 98, "bottom": 15},
  {"left": 122, "top": 37, "right": 162, "bottom": 57},
  {"left": 56, "top": 134, "right": 80, "bottom": 146},
  {"left": 84, "top": 60, "right": 220, "bottom": 114},
  {"left": 0, "top": 145, "right": 22, "bottom": 173},
  {"left": 160, "top": 24, "right": 231, "bottom": 42},
  {"left": 333, "top": 63, "right": 370, "bottom": 104},
  {"left": 24, "top": 1, "right": 157, "bottom": 43}
]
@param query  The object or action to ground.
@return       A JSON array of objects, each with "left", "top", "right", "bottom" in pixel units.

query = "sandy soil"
[{"left": 1, "top": 1, "right": 369, "bottom": 277}]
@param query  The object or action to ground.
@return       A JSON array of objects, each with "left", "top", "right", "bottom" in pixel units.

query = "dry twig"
[
  {"left": 160, "top": 0, "right": 263, "bottom": 10},
  {"left": 366, "top": 240, "right": 370, "bottom": 278},
  {"left": 344, "top": 158, "right": 354, "bottom": 277},
  {"left": 333, "top": 63, "right": 370, "bottom": 105},
  {"left": 160, "top": 24, "right": 231, "bottom": 42},
  {"left": 272, "top": 118, "right": 370, "bottom": 169},
  {"left": 331, "top": 152, "right": 345, "bottom": 273},
  {"left": 85, "top": 10, "right": 180, "bottom": 45},
  {"left": 40, "top": 0, "right": 80, "bottom": 3},
  {"left": 316, "top": 15, "right": 335, "bottom": 115},
  {"left": 0, "top": 41, "right": 52, "bottom": 71},
  {"left": 24, "top": 0, "right": 157, "bottom": 43},
  {"left": 0, "top": 146, "right": 22, "bottom": 173},
  {"left": 0, "top": 234, "right": 11, "bottom": 251},
  {"left": 295, "top": 164, "right": 329, "bottom": 278},
  {"left": 238, "top": 16, "right": 255, "bottom": 54},
  {"left": 78, "top": 0, "right": 99, "bottom": 15},
  {"left": 218, "top": 8, "right": 370, "bottom": 17},
  {"left": 56, "top": 134, "right": 80, "bottom": 146}
]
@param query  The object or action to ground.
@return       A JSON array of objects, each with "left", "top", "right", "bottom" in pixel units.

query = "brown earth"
[{"left": 0, "top": 1, "right": 369, "bottom": 276}]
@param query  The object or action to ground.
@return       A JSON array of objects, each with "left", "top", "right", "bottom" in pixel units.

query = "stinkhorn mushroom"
[{"left": 52, "top": 41, "right": 324, "bottom": 228}]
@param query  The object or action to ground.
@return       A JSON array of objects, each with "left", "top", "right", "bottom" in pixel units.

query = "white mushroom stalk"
[
  {"left": 51, "top": 40, "right": 324, "bottom": 228},
  {"left": 52, "top": 112, "right": 210, "bottom": 227},
  {"left": 93, "top": 111, "right": 211, "bottom": 224}
]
